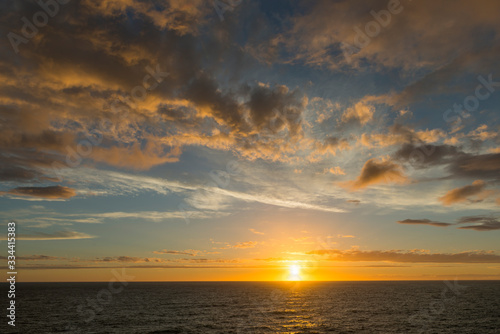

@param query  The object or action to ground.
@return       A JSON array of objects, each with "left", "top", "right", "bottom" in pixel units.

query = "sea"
[{"left": 1, "top": 281, "right": 499, "bottom": 333}]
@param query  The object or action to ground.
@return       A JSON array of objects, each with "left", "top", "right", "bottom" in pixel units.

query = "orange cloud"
[
  {"left": 232, "top": 241, "right": 258, "bottom": 249},
  {"left": 359, "top": 124, "right": 445, "bottom": 148},
  {"left": 337, "top": 234, "right": 355, "bottom": 238},
  {"left": 84, "top": 0, "right": 209, "bottom": 35},
  {"left": 311, "top": 136, "right": 350, "bottom": 158},
  {"left": 249, "top": 229, "right": 265, "bottom": 235},
  {"left": 439, "top": 180, "right": 491, "bottom": 206},
  {"left": 1, "top": 185, "right": 76, "bottom": 199},
  {"left": 326, "top": 166, "right": 346, "bottom": 175},
  {"left": 91, "top": 143, "right": 181, "bottom": 170},
  {"left": 468, "top": 125, "right": 497, "bottom": 141},
  {"left": 341, "top": 101, "right": 374, "bottom": 125}
]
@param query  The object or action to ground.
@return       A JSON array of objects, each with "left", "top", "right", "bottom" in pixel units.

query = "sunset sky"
[{"left": 1, "top": 0, "right": 500, "bottom": 282}]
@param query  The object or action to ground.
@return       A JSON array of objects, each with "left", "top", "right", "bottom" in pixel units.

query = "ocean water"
[{"left": 1, "top": 281, "right": 499, "bottom": 333}]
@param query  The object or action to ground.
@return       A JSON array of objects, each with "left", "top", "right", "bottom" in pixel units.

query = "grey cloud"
[
  {"left": 394, "top": 143, "right": 462, "bottom": 168},
  {"left": 457, "top": 216, "right": 500, "bottom": 231},
  {"left": 396, "top": 215, "right": 500, "bottom": 231},
  {"left": 397, "top": 219, "right": 452, "bottom": 227}
]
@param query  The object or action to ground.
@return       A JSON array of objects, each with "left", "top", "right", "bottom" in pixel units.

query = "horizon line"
[{"left": 3, "top": 279, "right": 500, "bottom": 283}]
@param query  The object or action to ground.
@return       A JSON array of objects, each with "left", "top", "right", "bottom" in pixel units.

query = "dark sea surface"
[{"left": 1, "top": 281, "right": 499, "bottom": 333}]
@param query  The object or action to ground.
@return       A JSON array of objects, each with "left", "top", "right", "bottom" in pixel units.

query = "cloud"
[
  {"left": 45, "top": 168, "right": 346, "bottom": 213},
  {"left": 245, "top": 84, "right": 306, "bottom": 139},
  {"left": 85, "top": 0, "right": 209, "bottom": 35},
  {"left": 341, "top": 101, "right": 374, "bottom": 125},
  {"left": 199, "top": 185, "right": 346, "bottom": 213},
  {"left": 290, "top": 236, "right": 312, "bottom": 243},
  {"left": 448, "top": 153, "right": 500, "bottom": 180},
  {"left": 360, "top": 124, "right": 445, "bottom": 148},
  {"left": 212, "top": 240, "right": 258, "bottom": 249},
  {"left": 175, "top": 258, "right": 239, "bottom": 264},
  {"left": 94, "top": 256, "right": 236, "bottom": 264},
  {"left": 249, "top": 228, "right": 264, "bottom": 235},
  {"left": 1, "top": 185, "right": 77, "bottom": 200},
  {"left": 439, "top": 180, "right": 491, "bottom": 206},
  {"left": 490, "top": 148, "right": 500, "bottom": 154},
  {"left": 179, "top": 77, "right": 309, "bottom": 162},
  {"left": 0, "top": 0, "right": 314, "bottom": 189},
  {"left": 397, "top": 216, "right": 500, "bottom": 231},
  {"left": 393, "top": 143, "right": 461, "bottom": 168},
  {"left": 397, "top": 219, "right": 452, "bottom": 227},
  {"left": 0, "top": 206, "right": 218, "bottom": 229},
  {"left": 326, "top": 167, "right": 346, "bottom": 175},
  {"left": 17, "top": 231, "right": 96, "bottom": 240},
  {"left": 387, "top": 47, "right": 500, "bottom": 108},
  {"left": 153, "top": 249, "right": 201, "bottom": 256},
  {"left": 457, "top": 216, "right": 500, "bottom": 231},
  {"left": 468, "top": 125, "right": 498, "bottom": 141},
  {"left": 90, "top": 144, "right": 182, "bottom": 170},
  {"left": 16, "top": 264, "right": 232, "bottom": 270},
  {"left": 275, "top": 0, "right": 500, "bottom": 71},
  {"left": 341, "top": 158, "right": 408, "bottom": 190},
  {"left": 394, "top": 144, "right": 500, "bottom": 183},
  {"left": 0, "top": 166, "right": 43, "bottom": 182},
  {"left": 232, "top": 241, "right": 258, "bottom": 249},
  {"left": 0, "top": 255, "right": 63, "bottom": 261},
  {"left": 92, "top": 210, "right": 227, "bottom": 221},
  {"left": 306, "top": 248, "right": 500, "bottom": 263},
  {"left": 312, "top": 136, "right": 350, "bottom": 157},
  {"left": 96, "top": 256, "right": 157, "bottom": 263}
]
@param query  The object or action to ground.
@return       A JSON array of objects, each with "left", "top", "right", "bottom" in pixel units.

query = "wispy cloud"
[
  {"left": 92, "top": 210, "right": 228, "bottom": 221},
  {"left": 153, "top": 249, "right": 203, "bottom": 256},
  {"left": 54, "top": 168, "right": 346, "bottom": 213},
  {"left": 249, "top": 228, "right": 264, "bottom": 235},
  {"left": 306, "top": 249, "right": 500, "bottom": 263},
  {"left": 15, "top": 231, "right": 96, "bottom": 240}
]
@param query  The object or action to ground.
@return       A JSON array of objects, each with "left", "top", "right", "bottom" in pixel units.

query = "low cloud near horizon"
[{"left": 397, "top": 216, "right": 500, "bottom": 231}]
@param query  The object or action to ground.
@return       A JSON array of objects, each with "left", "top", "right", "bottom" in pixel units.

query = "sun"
[{"left": 288, "top": 264, "right": 302, "bottom": 281}]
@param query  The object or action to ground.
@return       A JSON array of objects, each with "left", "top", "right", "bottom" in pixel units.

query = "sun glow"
[{"left": 288, "top": 264, "right": 302, "bottom": 281}]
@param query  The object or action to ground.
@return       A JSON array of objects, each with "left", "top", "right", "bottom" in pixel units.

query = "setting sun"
[{"left": 288, "top": 264, "right": 302, "bottom": 281}]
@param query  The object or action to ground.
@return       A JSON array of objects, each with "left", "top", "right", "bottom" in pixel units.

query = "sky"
[{"left": 0, "top": 0, "right": 500, "bottom": 282}]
